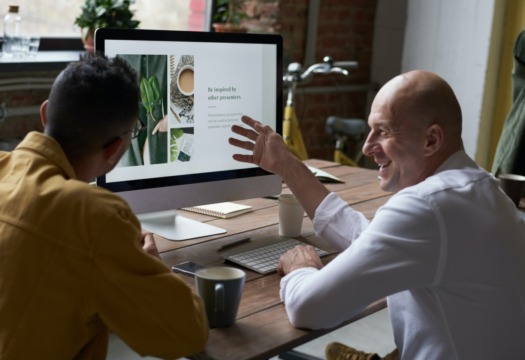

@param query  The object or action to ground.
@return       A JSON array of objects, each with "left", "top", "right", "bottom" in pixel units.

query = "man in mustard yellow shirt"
[{"left": 0, "top": 55, "right": 208, "bottom": 359}]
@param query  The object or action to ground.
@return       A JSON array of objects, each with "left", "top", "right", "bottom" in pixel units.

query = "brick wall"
[{"left": 277, "top": 0, "right": 377, "bottom": 160}]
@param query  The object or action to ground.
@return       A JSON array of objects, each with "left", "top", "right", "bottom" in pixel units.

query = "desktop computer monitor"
[{"left": 95, "top": 28, "right": 283, "bottom": 241}]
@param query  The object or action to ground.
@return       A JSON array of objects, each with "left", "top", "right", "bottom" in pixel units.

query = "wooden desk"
[{"left": 158, "top": 160, "right": 391, "bottom": 360}]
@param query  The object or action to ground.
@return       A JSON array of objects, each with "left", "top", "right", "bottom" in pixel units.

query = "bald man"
[{"left": 229, "top": 70, "right": 525, "bottom": 359}]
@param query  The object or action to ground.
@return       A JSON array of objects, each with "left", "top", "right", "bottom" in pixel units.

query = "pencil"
[{"left": 217, "top": 237, "right": 251, "bottom": 251}]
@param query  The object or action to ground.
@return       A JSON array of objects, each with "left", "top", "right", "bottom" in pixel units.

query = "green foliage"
[
  {"left": 170, "top": 129, "right": 184, "bottom": 161},
  {"left": 140, "top": 75, "right": 160, "bottom": 119},
  {"left": 74, "top": 0, "right": 140, "bottom": 34},
  {"left": 213, "top": 0, "right": 247, "bottom": 25}
]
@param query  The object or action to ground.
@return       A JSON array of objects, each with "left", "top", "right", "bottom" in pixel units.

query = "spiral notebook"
[{"left": 182, "top": 202, "right": 253, "bottom": 219}]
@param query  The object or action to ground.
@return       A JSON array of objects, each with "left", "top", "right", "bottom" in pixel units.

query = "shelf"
[{"left": 0, "top": 51, "right": 84, "bottom": 73}]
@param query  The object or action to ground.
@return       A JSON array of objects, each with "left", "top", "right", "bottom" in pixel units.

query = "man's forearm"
[{"left": 279, "top": 158, "right": 330, "bottom": 219}]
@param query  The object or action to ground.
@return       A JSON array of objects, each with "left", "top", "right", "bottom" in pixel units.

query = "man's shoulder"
[
  {"left": 57, "top": 180, "right": 133, "bottom": 218},
  {"left": 51, "top": 180, "right": 140, "bottom": 236},
  {"left": 408, "top": 166, "right": 489, "bottom": 197}
]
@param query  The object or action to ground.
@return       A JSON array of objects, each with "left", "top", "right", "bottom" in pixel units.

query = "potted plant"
[
  {"left": 74, "top": 0, "right": 140, "bottom": 52},
  {"left": 212, "top": 0, "right": 248, "bottom": 33}
]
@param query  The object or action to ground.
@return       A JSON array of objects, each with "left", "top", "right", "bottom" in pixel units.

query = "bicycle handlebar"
[
  {"left": 283, "top": 56, "right": 358, "bottom": 85},
  {"left": 333, "top": 60, "right": 359, "bottom": 68}
]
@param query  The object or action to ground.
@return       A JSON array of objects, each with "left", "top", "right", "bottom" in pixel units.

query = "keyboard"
[{"left": 223, "top": 238, "right": 330, "bottom": 274}]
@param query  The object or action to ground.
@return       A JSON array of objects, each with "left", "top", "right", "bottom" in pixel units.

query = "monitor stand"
[{"left": 137, "top": 210, "right": 226, "bottom": 241}]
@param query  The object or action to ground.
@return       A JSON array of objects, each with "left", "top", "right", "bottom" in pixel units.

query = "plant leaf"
[{"left": 148, "top": 76, "right": 160, "bottom": 102}]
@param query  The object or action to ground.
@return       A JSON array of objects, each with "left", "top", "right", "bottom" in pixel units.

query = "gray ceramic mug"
[
  {"left": 498, "top": 173, "right": 525, "bottom": 207},
  {"left": 195, "top": 266, "right": 246, "bottom": 328}
]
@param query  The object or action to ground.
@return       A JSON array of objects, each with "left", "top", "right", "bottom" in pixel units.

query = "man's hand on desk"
[
  {"left": 277, "top": 245, "right": 324, "bottom": 276},
  {"left": 141, "top": 232, "right": 161, "bottom": 259}
]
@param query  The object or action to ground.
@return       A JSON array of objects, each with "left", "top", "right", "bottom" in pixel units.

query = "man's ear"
[
  {"left": 103, "top": 137, "right": 125, "bottom": 166},
  {"left": 423, "top": 123, "right": 444, "bottom": 156},
  {"left": 40, "top": 100, "right": 48, "bottom": 128}
]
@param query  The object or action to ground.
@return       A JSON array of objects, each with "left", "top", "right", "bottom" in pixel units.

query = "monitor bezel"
[{"left": 94, "top": 28, "right": 283, "bottom": 195}]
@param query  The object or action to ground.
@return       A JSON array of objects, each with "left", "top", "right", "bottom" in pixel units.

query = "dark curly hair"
[{"left": 45, "top": 54, "right": 140, "bottom": 161}]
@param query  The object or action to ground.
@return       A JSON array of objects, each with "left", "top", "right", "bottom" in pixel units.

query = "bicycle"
[
  {"left": 282, "top": 56, "right": 367, "bottom": 166},
  {"left": 325, "top": 115, "right": 367, "bottom": 167}
]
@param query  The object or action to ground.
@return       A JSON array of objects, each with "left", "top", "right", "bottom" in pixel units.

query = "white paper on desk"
[
  {"left": 182, "top": 202, "right": 253, "bottom": 218},
  {"left": 307, "top": 166, "right": 345, "bottom": 183}
]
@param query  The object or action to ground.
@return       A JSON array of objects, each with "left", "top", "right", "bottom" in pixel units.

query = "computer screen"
[{"left": 95, "top": 28, "right": 283, "bottom": 241}]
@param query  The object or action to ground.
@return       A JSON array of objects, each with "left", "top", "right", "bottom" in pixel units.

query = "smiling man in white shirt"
[{"left": 229, "top": 70, "right": 525, "bottom": 360}]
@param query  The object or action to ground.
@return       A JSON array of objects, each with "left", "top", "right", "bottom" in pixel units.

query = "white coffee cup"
[
  {"left": 278, "top": 193, "right": 304, "bottom": 237},
  {"left": 177, "top": 64, "right": 194, "bottom": 96}
]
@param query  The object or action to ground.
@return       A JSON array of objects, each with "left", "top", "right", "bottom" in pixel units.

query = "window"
[{"left": 0, "top": 0, "right": 210, "bottom": 38}]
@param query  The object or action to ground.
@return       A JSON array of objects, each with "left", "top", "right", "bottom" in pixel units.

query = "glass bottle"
[{"left": 3, "top": 5, "right": 22, "bottom": 57}]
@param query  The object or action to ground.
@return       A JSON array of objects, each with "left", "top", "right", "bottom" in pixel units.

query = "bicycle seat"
[{"left": 325, "top": 116, "right": 367, "bottom": 139}]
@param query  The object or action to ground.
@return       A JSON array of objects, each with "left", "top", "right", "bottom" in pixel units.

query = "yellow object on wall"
[{"left": 489, "top": 0, "right": 525, "bottom": 168}]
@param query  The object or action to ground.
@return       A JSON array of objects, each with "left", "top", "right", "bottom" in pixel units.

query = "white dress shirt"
[{"left": 280, "top": 151, "right": 525, "bottom": 359}]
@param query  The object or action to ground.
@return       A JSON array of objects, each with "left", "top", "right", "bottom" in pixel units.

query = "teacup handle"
[{"left": 214, "top": 283, "right": 225, "bottom": 312}]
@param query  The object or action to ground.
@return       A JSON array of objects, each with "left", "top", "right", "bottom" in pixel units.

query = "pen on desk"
[
  {"left": 218, "top": 237, "right": 251, "bottom": 251},
  {"left": 264, "top": 195, "right": 279, "bottom": 200}
]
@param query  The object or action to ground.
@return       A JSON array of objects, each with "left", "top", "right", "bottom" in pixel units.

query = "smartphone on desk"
[{"left": 172, "top": 261, "right": 205, "bottom": 277}]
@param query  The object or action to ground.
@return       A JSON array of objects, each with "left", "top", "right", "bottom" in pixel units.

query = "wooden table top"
[{"left": 157, "top": 159, "right": 391, "bottom": 360}]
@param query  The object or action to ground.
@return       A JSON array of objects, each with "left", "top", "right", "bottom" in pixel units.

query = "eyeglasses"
[{"left": 103, "top": 119, "right": 146, "bottom": 148}]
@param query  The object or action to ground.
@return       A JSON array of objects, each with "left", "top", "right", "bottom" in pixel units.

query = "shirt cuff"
[
  {"left": 313, "top": 192, "right": 369, "bottom": 251},
  {"left": 279, "top": 267, "right": 319, "bottom": 302}
]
